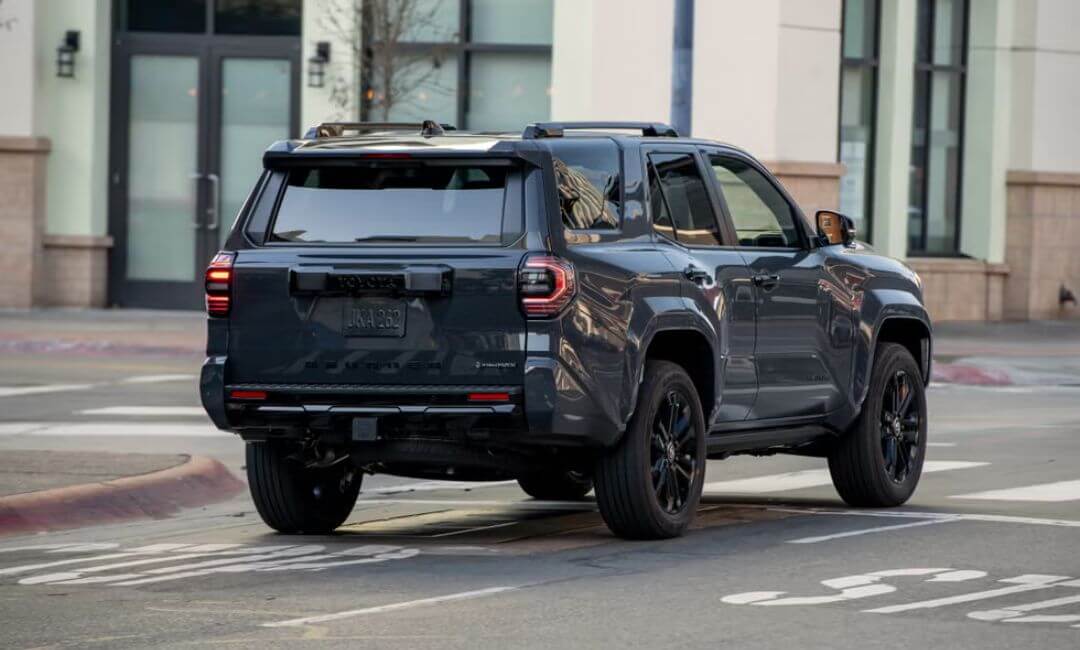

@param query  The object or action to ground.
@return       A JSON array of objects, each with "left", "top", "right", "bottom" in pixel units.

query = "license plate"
[{"left": 343, "top": 299, "right": 406, "bottom": 337}]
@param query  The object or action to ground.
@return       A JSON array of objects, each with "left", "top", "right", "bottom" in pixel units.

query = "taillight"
[
  {"left": 518, "top": 254, "right": 576, "bottom": 318},
  {"left": 205, "top": 251, "right": 235, "bottom": 317}
]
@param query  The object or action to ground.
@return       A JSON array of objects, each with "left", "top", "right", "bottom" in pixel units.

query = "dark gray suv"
[{"left": 200, "top": 121, "right": 932, "bottom": 540}]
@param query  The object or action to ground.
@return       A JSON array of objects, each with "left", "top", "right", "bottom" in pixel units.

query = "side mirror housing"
[{"left": 816, "top": 209, "right": 857, "bottom": 247}]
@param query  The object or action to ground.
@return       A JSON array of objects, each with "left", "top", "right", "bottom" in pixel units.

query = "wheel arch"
[{"left": 641, "top": 326, "right": 717, "bottom": 425}]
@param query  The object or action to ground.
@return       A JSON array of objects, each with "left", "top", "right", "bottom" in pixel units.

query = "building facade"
[{"left": 1, "top": 0, "right": 1078, "bottom": 320}]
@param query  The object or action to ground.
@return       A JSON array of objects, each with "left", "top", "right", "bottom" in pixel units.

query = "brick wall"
[
  {"left": 40, "top": 235, "right": 112, "bottom": 308},
  {"left": 1005, "top": 171, "right": 1080, "bottom": 321},
  {"left": 0, "top": 137, "right": 49, "bottom": 308}
]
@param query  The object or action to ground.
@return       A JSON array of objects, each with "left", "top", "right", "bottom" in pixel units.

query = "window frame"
[
  {"left": 360, "top": 0, "right": 553, "bottom": 128},
  {"left": 701, "top": 148, "right": 811, "bottom": 252},
  {"left": 907, "top": 0, "right": 970, "bottom": 257},
  {"left": 641, "top": 145, "right": 732, "bottom": 249},
  {"left": 837, "top": 0, "right": 881, "bottom": 244}
]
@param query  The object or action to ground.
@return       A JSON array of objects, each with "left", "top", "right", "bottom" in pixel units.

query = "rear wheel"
[
  {"left": 517, "top": 470, "right": 593, "bottom": 501},
  {"left": 594, "top": 360, "right": 706, "bottom": 539},
  {"left": 829, "top": 343, "right": 927, "bottom": 507},
  {"left": 246, "top": 441, "right": 361, "bottom": 534}
]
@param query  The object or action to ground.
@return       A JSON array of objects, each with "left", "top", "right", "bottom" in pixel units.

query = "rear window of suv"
[{"left": 269, "top": 163, "right": 513, "bottom": 245}]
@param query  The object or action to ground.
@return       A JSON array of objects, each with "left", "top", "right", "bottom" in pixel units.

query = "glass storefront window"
[
  {"left": 838, "top": 0, "right": 879, "bottom": 241},
  {"left": 215, "top": 0, "right": 301, "bottom": 36},
  {"left": 363, "top": 0, "right": 552, "bottom": 130},
  {"left": 466, "top": 52, "right": 551, "bottom": 131},
  {"left": 374, "top": 55, "right": 459, "bottom": 125},
  {"left": 471, "top": 0, "right": 553, "bottom": 44},
  {"left": 908, "top": 0, "right": 968, "bottom": 255},
  {"left": 125, "top": 0, "right": 206, "bottom": 33},
  {"left": 398, "top": 0, "right": 461, "bottom": 42}
]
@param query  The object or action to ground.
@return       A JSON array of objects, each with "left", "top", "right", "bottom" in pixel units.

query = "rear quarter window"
[
  {"left": 546, "top": 140, "right": 622, "bottom": 230},
  {"left": 268, "top": 163, "right": 514, "bottom": 245}
]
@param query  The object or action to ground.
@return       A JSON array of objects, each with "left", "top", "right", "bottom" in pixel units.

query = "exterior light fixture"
[
  {"left": 56, "top": 30, "right": 80, "bottom": 79},
  {"left": 307, "top": 41, "right": 331, "bottom": 88}
]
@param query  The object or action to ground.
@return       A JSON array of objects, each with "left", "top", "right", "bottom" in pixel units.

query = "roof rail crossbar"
[
  {"left": 305, "top": 120, "right": 456, "bottom": 139},
  {"left": 521, "top": 121, "right": 680, "bottom": 139}
]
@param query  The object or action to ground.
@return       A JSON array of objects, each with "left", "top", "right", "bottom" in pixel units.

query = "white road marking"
[
  {"left": 77, "top": 406, "right": 206, "bottom": 417},
  {"left": 359, "top": 498, "right": 594, "bottom": 510},
  {"left": 926, "top": 442, "right": 956, "bottom": 447},
  {"left": 262, "top": 585, "right": 520, "bottom": 628},
  {"left": 787, "top": 517, "right": 961, "bottom": 544},
  {"left": 0, "top": 422, "right": 227, "bottom": 437},
  {"left": 703, "top": 461, "right": 988, "bottom": 494},
  {"left": 863, "top": 574, "right": 1072, "bottom": 614},
  {"left": 0, "top": 383, "right": 94, "bottom": 398},
  {"left": 969, "top": 590, "right": 1080, "bottom": 622},
  {"left": 951, "top": 479, "right": 1080, "bottom": 503},
  {"left": 121, "top": 374, "right": 196, "bottom": 384},
  {"left": 722, "top": 569, "right": 986, "bottom": 607},
  {"left": 770, "top": 507, "right": 1080, "bottom": 529}
]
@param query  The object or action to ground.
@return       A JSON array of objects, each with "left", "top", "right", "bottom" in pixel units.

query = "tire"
[
  {"left": 829, "top": 343, "right": 928, "bottom": 507},
  {"left": 594, "top": 360, "right": 707, "bottom": 539},
  {"left": 246, "top": 441, "right": 361, "bottom": 534},
  {"left": 517, "top": 470, "right": 593, "bottom": 501}
]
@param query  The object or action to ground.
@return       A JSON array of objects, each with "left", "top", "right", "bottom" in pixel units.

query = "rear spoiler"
[{"left": 262, "top": 139, "right": 545, "bottom": 168}]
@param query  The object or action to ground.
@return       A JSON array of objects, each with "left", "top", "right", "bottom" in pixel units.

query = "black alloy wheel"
[
  {"left": 880, "top": 369, "right": 921, "bottom": 484},
  {"left": 650, "top": 389, "right": 698, "bottom": 514}
]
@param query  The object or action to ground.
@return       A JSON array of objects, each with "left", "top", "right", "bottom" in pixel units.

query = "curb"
[
  {"left": 931, "top": 361, "right": 1013, "bottom": 386},
  {"left": 0, "top": 455, "right": 246, "bottom": 537}
]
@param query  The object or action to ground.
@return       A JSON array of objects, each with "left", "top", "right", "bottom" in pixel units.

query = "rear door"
[{"left": 227, "top": 157, "right": 530, "bottom": 387}]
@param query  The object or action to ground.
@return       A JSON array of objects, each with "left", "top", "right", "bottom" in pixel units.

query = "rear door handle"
[
  {"left": 752, "top": 273, "right": 781, "bottom": 289},
  {"left": 683, "top": 265, "right": 712, "bottom": 284}
]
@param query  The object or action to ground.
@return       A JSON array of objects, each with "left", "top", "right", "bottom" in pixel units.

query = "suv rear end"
[{"left": 201, "top": 122, "right": 614, "bottom": 483}]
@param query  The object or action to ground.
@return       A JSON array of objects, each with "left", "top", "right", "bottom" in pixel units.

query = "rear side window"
[
  {"left": 269, "top": 163, "right": 511, "bottom": 245},
  {"left": 648, "top": 152, "right": 723, "bottom": 246},
  {"left": 547, "top": 140, "right": 621, "bottom": 230}
]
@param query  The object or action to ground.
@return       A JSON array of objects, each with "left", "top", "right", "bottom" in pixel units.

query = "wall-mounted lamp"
[
  {"left": 307, "top": 41, "right": 331, "bottom": 88},
  {"left": 56, "top": 30, "right": 80, "bottom": 78}
]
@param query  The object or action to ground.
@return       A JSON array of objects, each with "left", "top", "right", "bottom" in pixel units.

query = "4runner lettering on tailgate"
[{"left": 200, "top": 120, "right": 933, "bottom": 540}]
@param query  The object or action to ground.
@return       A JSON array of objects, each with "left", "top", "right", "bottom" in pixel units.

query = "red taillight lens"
[
  {"left": 205, "top": 251, "right": 235, "bottom": 317},
  {"left": 229, "top": 389, "right": 266, "bottom": 400},
  {"left": 467, "top": 392, "right": 511, "bottom": 402},
  {"left": 518, "top": 254, "right": 576, "bottom": 318}
]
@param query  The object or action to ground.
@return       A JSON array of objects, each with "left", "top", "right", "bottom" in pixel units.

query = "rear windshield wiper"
[{"left": 353, "top": 235, "right": 420, "bottom": 242}]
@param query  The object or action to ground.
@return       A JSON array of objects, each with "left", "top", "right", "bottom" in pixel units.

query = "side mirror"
[{"left": 816, "top": 209, "right": 856, "bottom": 247}]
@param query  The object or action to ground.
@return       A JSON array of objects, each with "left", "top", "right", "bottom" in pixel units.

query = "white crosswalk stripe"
[
  {"left": 0, "top": 422, "right": 228, "bottom": 437},
  {"left": 703, "top": 461, "right": 989, "bottom": 494},
  {"left": 77, "top": 406, "right": 206, "bottom": 417},
  {"left": 951, "top": 479, "right": 1080, "bottom": 503}
]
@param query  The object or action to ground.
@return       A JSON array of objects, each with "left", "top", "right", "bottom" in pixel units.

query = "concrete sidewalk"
[
  {"left": 0, "top": 308, "right": 204, "bottom": 356},
  {"left": 0, "top": 451, "right": 244, "bottom": 536}
]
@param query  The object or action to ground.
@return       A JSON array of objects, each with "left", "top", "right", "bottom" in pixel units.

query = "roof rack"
[
  {"left": 305, "top": 120, "right": 456, "bottom": 139},
  {"left": 521, "top": 121, "right": 680, "bottom": 139}
]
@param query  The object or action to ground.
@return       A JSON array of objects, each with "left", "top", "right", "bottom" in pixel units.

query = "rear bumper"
[{"left": 199, "top": 357, "right": 618, "bottom": 448}]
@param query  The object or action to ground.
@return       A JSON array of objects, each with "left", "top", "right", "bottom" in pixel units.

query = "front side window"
[
  {"left": 908, "top": 0, "right": 968, "bottom": 255},
  {"left": 710, "top": 156, "right": 800, "bottom": 248},
  {"left": 270, "top": 164, "right": 510, "bottom": 245},
  {"left": 648, "top": 153, "right": 723, "bottom": 247},
  {"left": 548, "top": 140, "right": 620, "bottom": 230}
]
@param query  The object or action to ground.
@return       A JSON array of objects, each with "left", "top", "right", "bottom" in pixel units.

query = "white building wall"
[
  {"left": 775, "top": 0, "right": 841, "bottom": 163},
  {"left": 550, "top": 0, "right": 673, "bottom": 123},
  {"left": 0, "top": 0, "right": 37, "bottom": 137},
  {"left": 1023, "top": 0, "right": 1080, "bottom": 173},
  {"left": 34, "top": 0, "right": 111, "bottom": 237}
]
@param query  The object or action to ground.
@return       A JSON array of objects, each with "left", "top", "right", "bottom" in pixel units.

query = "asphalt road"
[{"left": 2, "top": 346, "right": 1079, "bottom": 649}]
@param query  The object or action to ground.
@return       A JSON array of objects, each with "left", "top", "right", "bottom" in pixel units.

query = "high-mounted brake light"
[
  {"left": 205, "top": 251, "right": 235, "bottom": 317},
  {"left": 518, "top": 254, "right": 576, "bottom": 318}
]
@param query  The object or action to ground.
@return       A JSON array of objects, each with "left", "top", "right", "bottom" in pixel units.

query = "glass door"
[
  {"left": 209, "top": 50, "right": 295, "bottom": 248},
  {"left": 109, "top": 40, "right": 298, "bottom": 309}
]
